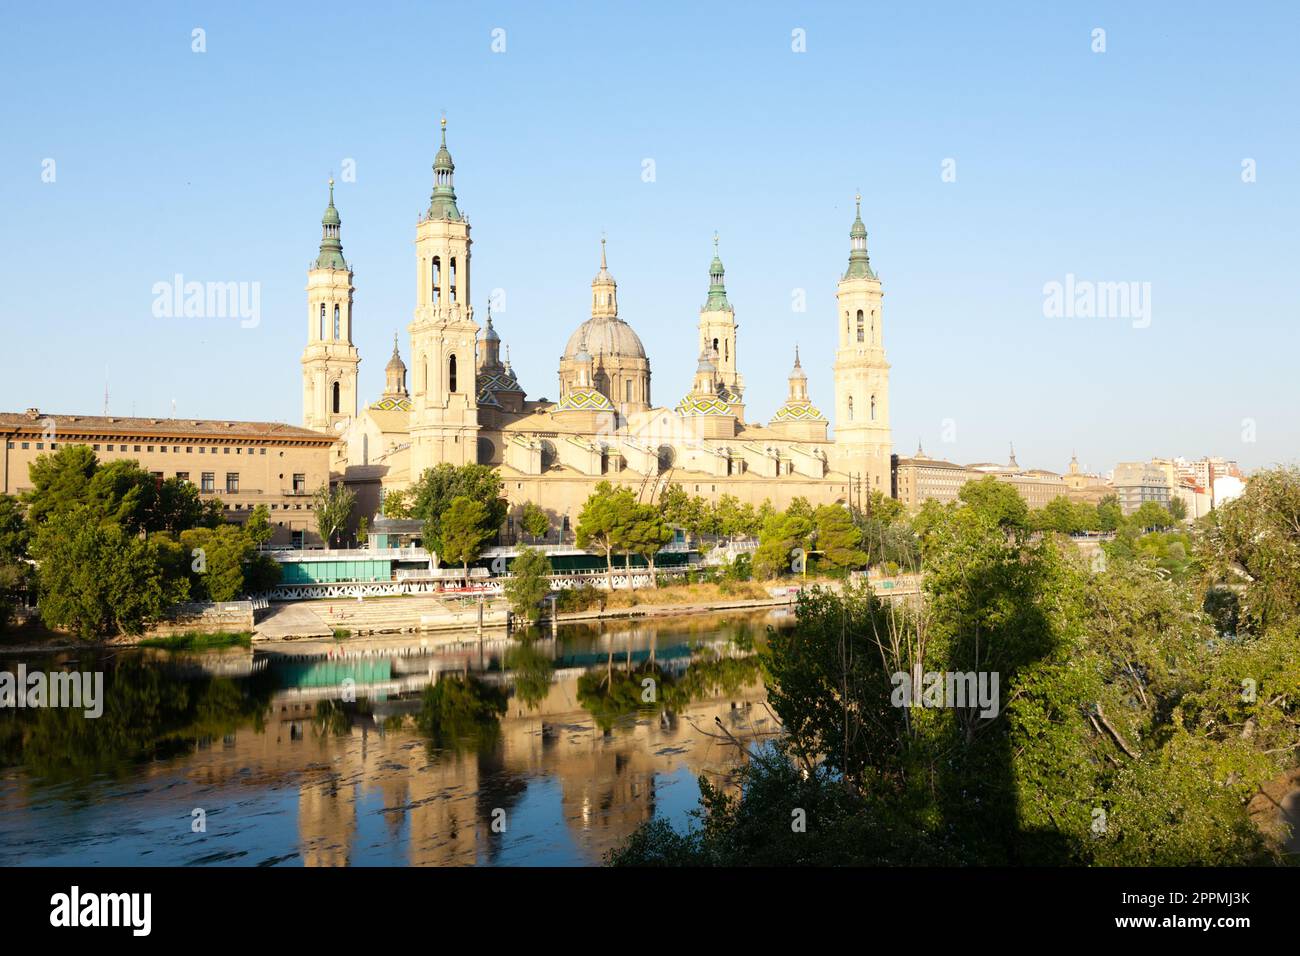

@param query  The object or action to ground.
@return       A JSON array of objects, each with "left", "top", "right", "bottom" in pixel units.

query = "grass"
[
  {"left": 332, "top": 628, "right": 352, "bottom": 640},
  {"left": 137, "top": 630, "right": 253, "bottom": 651}
]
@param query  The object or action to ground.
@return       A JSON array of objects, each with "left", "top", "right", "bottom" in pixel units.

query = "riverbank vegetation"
[
  {"left": 609, "top": 467, "right": 1300, "bottom": 867},
  {"left": 0, "top": 446, "right": 281, "bottom": 638}
]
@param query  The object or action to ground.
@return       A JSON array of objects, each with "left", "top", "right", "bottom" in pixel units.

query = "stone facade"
[{"left": 0, "top": 409, "right": 336, "bottom": 546}]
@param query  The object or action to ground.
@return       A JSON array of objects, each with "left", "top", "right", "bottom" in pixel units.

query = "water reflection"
[{"left": 0, "top": 609, "right": 787, "bottom": 866}]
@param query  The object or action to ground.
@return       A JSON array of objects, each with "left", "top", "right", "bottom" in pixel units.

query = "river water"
[{"left": 0, "top": 609, "right": 787, "bottom": 867}]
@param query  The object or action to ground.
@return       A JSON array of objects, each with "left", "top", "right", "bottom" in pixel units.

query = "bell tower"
[
  {"left": 301, "top": 178, "right": 359, "bottom": 433},
  {"left": 697, "top": 233, "right": 744, "bottom": 419},
  {"left": 831, "top": 194, "right": 892, "bottom": 493},
  {"left": 408, "top": 118, "right": 480, "bottom": 473}
]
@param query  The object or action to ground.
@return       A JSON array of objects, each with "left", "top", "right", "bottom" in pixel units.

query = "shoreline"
[{"left": 0, "top": 591, "right": 806, "bottom": 654}]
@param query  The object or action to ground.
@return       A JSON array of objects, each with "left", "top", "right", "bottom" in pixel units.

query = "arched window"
[
  {"left": 431, "top": 257, "right": 441, "bottom": 305},
  {"left": 871, "top": 309, "right": 876, "bottom": 342},
  {"left": 712, "top": 337, "right": 719, "bottom": 353},
  {"left": 625, "top": 380, "right": 632, "bottom": 402},
  {"left": 333, "top": 304, "right": 340, "bottom": 340},
  {"left": 319, "top": 303, "right": 326, "bottom": 340},
  {"left": 870, "top": 394, "right": 876, "bottom": 420},
  {"left": 847, "top": 395, "right": 854, "bottom": 421},
  {"left": 332, "top": 381, "right": 340, "bottom": 414},
  {"left": 856, "top": 310, "right": 865, "bottom": 342},
  {"left": 449, "top": 258, "right": 457, "bottom": 303},
  {"left": 448, "top": 354, "right": 458, "bottom": 393}
]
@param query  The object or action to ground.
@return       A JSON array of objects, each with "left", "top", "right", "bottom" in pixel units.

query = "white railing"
[{"left": 269, "top": 547, "right": 431, "bottom": 563}]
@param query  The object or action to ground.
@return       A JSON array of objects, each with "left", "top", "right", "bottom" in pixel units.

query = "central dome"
[{"left": 563, "top": 315, "right": 646, "bottom": 361}]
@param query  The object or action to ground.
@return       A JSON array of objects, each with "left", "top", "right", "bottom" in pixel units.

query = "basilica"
[{"left": 301, "top": 120, "right": 893, "bottom": 532}]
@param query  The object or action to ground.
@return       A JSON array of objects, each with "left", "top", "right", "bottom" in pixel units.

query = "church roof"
[
  {"left": 563, "top": 315, "right": 647, "bottom": 362},
  {"left": 556, "top": 388, "right": 615, "bottom": 413}
]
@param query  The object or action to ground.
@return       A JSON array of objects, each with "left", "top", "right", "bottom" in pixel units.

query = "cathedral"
[{"left": 301, "top": 120, "right": 893, "bottom": 533}]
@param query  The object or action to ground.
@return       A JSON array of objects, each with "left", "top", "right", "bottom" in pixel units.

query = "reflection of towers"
[{"left": 298, "top": 772, "right": 357, "bottom": 867}]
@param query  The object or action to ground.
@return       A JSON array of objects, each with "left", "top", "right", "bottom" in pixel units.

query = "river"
[{"left": 0, "top": 608, "right": 788, "bottom": 867}]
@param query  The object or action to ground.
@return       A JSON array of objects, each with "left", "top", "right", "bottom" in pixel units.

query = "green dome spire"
[
  {"left": 314, "top": 177, "right": 348, "bottom": 271},
  {"left": 427, "top": 117, "right": 462, "bottom": 222},
  {"left": 843, "top": 192, "right": 876, "bottom": 280},
  {"left": 702, "top": 232, "right": 731, "bottom": 311}
]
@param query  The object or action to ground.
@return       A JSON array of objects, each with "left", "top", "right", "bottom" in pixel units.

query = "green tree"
[
  {"left": 1097, "top": 494, "right": 1123, "bottom": 532},
  {"left": 382, "top": 488, "right": 413, "bottom": 519},
  {"left": 245, "top": 503, "right": 273, "bottom": 547},
  {"left": 813, "top": 504, "right": 867, "bottom": 572},
  {"left": 957, "top": 476, "right": 1029, "bottom": 533},
  {"left": 576, "top": 481, "right": 637, "bottom": 590},
  {"left": 504, "top": 545, "right": 551, "bottom": 621},
  {"left": 409, "top": 463, "right": 507, "bottom": 554},
  {"left": 1167, "top": 495, "right": 1188, "bottom": 522},
  {"left": 440, "top": 496, "right": 493, "bottom": 580},
  {"left": 1203, "top": 466, "right": 1300, "bottom": 632},
  {"left": 1129, "top": 501, "right": 1173, "bottom": 532},
  {"left": 182, "top": 525, "right": 252, "bottom": 602},
  {"left": 23, "top": 445, "right": 98, "bottom": 524},
  {"left": 625, "top": 503, "right": 673, "bottom": 587},
  {"left": 520, "top": 501, "right": 549, "bottom": 542},
  {"left": 312, "top": 482, "right": 356, "bottom": 547},
  {"left": 32, "top": 510, "right": 186, "bottom": 637},
  {"left": 753, "top": 508, "right": 814, "bottom": 580}
]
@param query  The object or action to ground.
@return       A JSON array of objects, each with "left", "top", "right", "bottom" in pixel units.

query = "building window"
[
  {"left": 625, "top": 380, "right": 632, "bottom": 402},
  {"left": 225, "top": 473, "right": 239, "bottom": 494},
  {"left": 35, "top": 443, "right": 44, "bottom": 450},
  {"left": 871, "top": 395, "right": 876, "bottom": 420},
  {"left": 856, "top": 310, "right": 865, "bottom": 342},
  {"left": 333, "top": 304, "right": 340, "bottom": 340},
  {"left": 293, "top": 473, "right": 306, "bottom": 493},
  {"left": 320, "top": 303, "right": 326, "bottom": 340},
  {"left": 201, "top": 472, "right": 215, "bottom": 492},
  {"left": 332, "top": 381, "right": 340, "bottom": 414},
  {"left": 448, "top": 354, "right": 458, "bottom": 393},
  {"left": 449, "top": 258, "right": 457, "bottom": 303},
  {"left": 847, "top": 396, "right": 854, "bottom": 421},
  {"left": 20, "top": 442, "right": 29, "bottom": 450},
  {"left": 160, "top": 446, "right": 167, "bottom": 453},
  {"left": 431, "top": 257, "right": 441, "bottom": 304},
  {"left": 176, "top": 472, "right": 189, "bottom": 483}
]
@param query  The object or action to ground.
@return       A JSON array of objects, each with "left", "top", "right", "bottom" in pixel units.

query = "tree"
[
  {"left": 753, "top": 508, "right": 814, "bottom": 580},
  {"left": 1204, "top": 466, "right": 1300, "bottom": 632},
  {"left": 957, "top": 476, "right": 1029, "bottom": 533},
  {"left": 1167, "top": 495, "right": 1188, "bottom": 522},
  {"left": 410, "top": 463, "right": 507, "bottom": 554},
  {"left": 31, "top": 510, "right": 186, "bottom": 637},
  {"left": 813, "top": 504, "right": 867, "bottom": 572},
  {"left": 382, "top": 488, "right": 413, "bottom": 519},
  {"left": 181, "top": 525, "right": 258, "bottom": 602},
  {"left": 23, "top": 445, "right": 98, "bottom": 524},
  {"left": 245, "top": 504, "right": 273, "bottom": 547},
  {"left": 1097, "top": 494, "right": 1123, "bottom": 533},
  {"left": 625, "top": 503, "right": 673, "bottom": 587},
  {"left": 440, "top": 496, "right": 493, "bottom": 581},
  {"left": 504, "top": 545, "right": 551, "bottom": 621},
  {"left": 0, "top": 495, "right": 30, "bottom": 629},
  {"left": 660, "top": 483, "right": 711, "bottom": 545},
  {"left": 312, "top": 483, "right": 356, "bottom": 547},
  {"left": 1129, "top": 501, "right": 1173, "bottom": 532},
  {"left": 576, "top": 481, "right": 637, "bottom": 590},
  {"left": 520, "top": 501, "right": 549, "bottom": 543}
]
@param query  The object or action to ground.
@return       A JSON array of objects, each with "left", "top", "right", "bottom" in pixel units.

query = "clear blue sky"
[{"left": 2, "top": 1, "right": 1296, "bottom": 475}]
